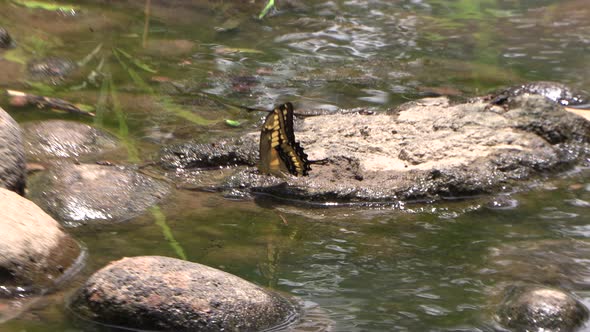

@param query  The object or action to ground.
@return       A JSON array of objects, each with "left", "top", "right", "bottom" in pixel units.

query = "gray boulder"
[
  {"left": 496, "top": 285, "right": 588, "bottom": 332},
  {"left": 0, "top": 106, "right": 25, "bottom": 195},
  {"left": 220, "top": 94, "right": 590, "bottom": 203},
  {"left": 0, "top": 188, "right": 83, "bottom": 297},
  {"left": 22, "top": 120, "right": 118, "bottom": 161},
  {"left": 70, "top": 256, "right": 299, "bottom": 331},
  {"left": 28, "top": 163, "right": 169, "bottom": 227}
]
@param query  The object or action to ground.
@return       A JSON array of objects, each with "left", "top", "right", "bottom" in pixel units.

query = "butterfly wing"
[
  {"left": 259, "top": 108, "right": 290, "bottom": 176},
  {"left": 258, "top": 103, "right": 311, "bottom": 177}
]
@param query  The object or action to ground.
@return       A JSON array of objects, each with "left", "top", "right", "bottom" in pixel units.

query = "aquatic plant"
[{"left": 150, "top": 206, "right": 187, "bottom": 260}]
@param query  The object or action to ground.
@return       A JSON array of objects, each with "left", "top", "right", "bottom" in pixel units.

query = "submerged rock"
[
  {"left": 487, "top": 239, "right": 590, "bottom": 289},
  {"left": 0, "top": 106, "right": 25, "bottom": 195},
  {"left": 0, "top": 188, "right": 83, "bottom": 297},
  {"left": 215, "top": 94, "right": 590, "bottom": 204},
  {"left": 22, "top": 120, "right": 118, "bottom": 161},
  {"left": 70, "top": 256, "right": 299, "bottom": 331},
  {"left": 0, "top": 27, "right": 14, "bottom": 49},
  {"left": 496, "top": 285, "right": 588, "bottom": 332},
  {"left": 27, "top": 56, "right": 77, "bottom": 82},
  {"left": 28, "top": 163, "right": 169, "bottom": 227}
]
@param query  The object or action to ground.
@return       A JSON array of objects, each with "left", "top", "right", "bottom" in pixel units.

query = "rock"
[
  {"left": 27, "top": 163, "right": 169, "bottom": 227},
  {"left": 485, "top": 195, "right": 519, "bottom": 210},
  {"left": 0, "top": 106, "right": 25, "bottom": 195},
  {"left": 0, "top": 27, "right": 14, "bottom": 49},
  {"left": 218, "top": 94, "right": 590, "bottom": 203},
  {"left": 159, "top": 138, "right": 258, "bottom": 170},
  {"left": 70, "top": 256, "right": 299, "bottom": 331},
  {"left": 496, "top": 285, "right": 588, "bottom": 332},
  {"left": 27, "top": 56, "right": 77, "bottom": 82},
  {"left": 22, "top": 120, "right": 118, "bottom": 161},
  {"left": 493, "top": 81, "right": 588, "bottom": 107},
  {"left": 0, "top": 188, "right": 83, "bottom": 297}
]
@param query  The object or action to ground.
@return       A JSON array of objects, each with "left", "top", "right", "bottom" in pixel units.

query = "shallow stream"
[{"left": 1, "top": 0, "right": 590, "bottom": 331}]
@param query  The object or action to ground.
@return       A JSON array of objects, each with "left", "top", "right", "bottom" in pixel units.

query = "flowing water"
[{"left": 1, "top": 0, "right": 590, "bottom": 331}]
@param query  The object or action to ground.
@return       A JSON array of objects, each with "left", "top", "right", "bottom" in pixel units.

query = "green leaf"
[
  {"left": 225, "top": 119, "right": 241, "bottom": 127},
  {"left": 12, "top": 0, "right": 77, "bottom": 11},
  {"left": 258, "top": 0, "right": 275, "bottom": 19},
  {"left": 75, "top": 103, "right": 95, "bottom": 113},
  {"left": 151, "top": 206, "right": 187, "bottom": 260},
  {"left": 3, "top": 48, "right": 28, "bottom": 64},
  {"left": 109, "top": 75, "right": 140, "bottom": 163},
  {"left": 24, "top": 81, "right": 56, "bottom": 95},
  {"left": 159, "top": 96, "right": 218, "bottom": 126},
  {"left": 214, "top": 46, "right": 263, "bottom": 55},
  {"left": 113, "top": 48, "right": 154, "bottom": 94},
  {"left": 115, "top": 47, "right": 157, "bottom": 73}
]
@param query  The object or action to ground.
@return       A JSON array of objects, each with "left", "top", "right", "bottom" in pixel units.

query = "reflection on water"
[{"left": 1, "top": 0, "right": 590, "bottom": 331}]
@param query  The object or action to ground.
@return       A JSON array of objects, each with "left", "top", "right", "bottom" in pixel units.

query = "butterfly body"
[{"left": 259, "top": 103, "right": 311, "bottom": 177}]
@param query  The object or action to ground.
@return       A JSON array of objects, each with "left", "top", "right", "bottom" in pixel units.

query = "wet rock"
[
  {"left": 0, "top": 188, "right": 83, "bottom": 297},
  {"left": 485, "top": 195, "right": 519, "bottom": 210},
  {"left": 27, "top": 56, "right": 77, "bottom": 82},
  {"left": 217, "top": 94, "right": 590, "bottom": 204},
  {"left": 27, "top": 163, "right": 169, "bottom": 227},
  {"left": 0, "top": 106, "right": 25, "bottom": 195},
  {"left": 70, "top": 256, "right": 299, "bottom": 331},
  {"left": 493, "top": 81, "right": 588, "bottom": 107},
  {"left": 22, "top": 120, "right": 118, "bottom": 161},
  {"left": 159, "top": 138, "right": 258, "bottom": 170},
  {"left": 0, "top": 27, "right": 14, "bottom": 49},
  {"left": 496, "top": 285, "right": 588, "bottom": 332}
]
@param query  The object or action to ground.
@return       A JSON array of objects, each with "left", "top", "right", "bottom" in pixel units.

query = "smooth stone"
[
  {"left": 496, "top": 285, "right": 588, "bottom": 332},
  {"left": 22, "top": 120, "right": 118, "bottom": 160},
  {"left": 0, "top": 106, "right": 25, "bottom": 194},
  {"left": 0, "top": 188, "right": 83, "bottom": 298},
  {"left": 70, "top": 256, "right": 299, "bottom": 331},
  {"left": 27, "top": 163, "right": 169, "bottom": 227}
]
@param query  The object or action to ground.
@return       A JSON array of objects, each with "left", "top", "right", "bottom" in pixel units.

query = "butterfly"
[{"left": 258, "top": 102, "right": 311, "bottom": 177}]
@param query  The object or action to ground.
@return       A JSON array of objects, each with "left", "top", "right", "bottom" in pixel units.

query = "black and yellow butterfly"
[{"left": 259, "top": 102, "right": 311, "bottom": 177}]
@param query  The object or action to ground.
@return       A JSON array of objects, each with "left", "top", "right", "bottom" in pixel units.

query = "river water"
[{"left": 1, "top": 0, "right": 590, "bottom": 331}]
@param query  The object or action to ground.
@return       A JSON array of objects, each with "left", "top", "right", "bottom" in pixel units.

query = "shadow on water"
[{"left": 1, "top": 0, "right": 590, "bottom": 331}]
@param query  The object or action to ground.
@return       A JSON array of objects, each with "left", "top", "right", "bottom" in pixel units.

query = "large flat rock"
[{"left": 222, "top": 94, "right": 590, "bottom": 203}]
